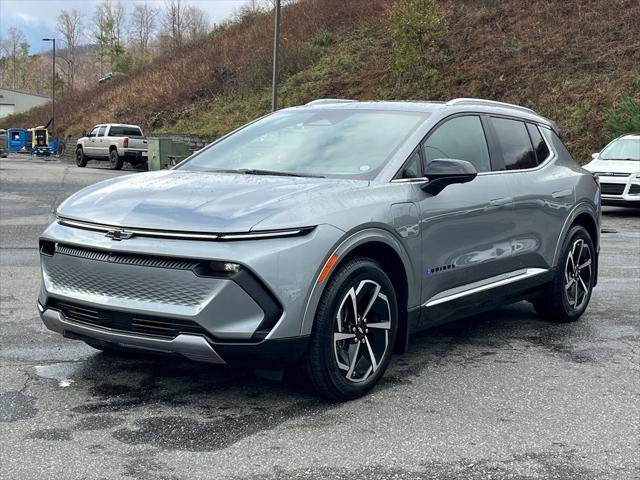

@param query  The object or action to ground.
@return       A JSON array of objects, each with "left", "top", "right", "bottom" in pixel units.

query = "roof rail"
[
  {"left": 446, "top": 98, "right": 537, "bottom": 115},
  {"left": 305, "top": 99, "right": 358, "bottom": 106}
]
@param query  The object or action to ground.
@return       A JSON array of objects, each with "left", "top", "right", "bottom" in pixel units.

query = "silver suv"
[{"left": 38, "top": 98, "right": 600, "bottom": 400}]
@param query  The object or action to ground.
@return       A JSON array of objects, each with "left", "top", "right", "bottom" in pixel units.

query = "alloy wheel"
[
  {"left": 333, "top": 280, "right": 391, "bottom": 383},
  {"left": 564, "top": 238, "right": 592, "bottom": 311}
]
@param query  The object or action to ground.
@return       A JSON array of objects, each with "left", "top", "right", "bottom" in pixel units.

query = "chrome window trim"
[
  {"left": 57, "top": 217, "right": 314, "bottom": 241},
  {"left": 390, "top": 177, "right": 429, "bottom": 184},
  {"left": 477, "top": 118, "right": 555, "bottom": 176}
]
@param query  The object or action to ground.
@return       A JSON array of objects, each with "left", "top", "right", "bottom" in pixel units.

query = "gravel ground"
[{"left": 1, "top": 156, "right": 638, "bottom": 480}]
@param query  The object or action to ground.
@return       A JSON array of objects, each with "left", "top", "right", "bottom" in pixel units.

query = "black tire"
[
  {"left": 75, "top": 147, "right": 88, "bottom": 167},
  {"left": 304, "top": 257, "right": 398, "bottom": 401},
  {"left": 109, "top": 149, "right": 124, "bottom": 170},
  {"left": 533, "top": 225, "right": 595, "bottom": 322}
]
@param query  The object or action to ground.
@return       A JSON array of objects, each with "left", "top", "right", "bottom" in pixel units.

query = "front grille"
[
  {"left": 600, "top": 183, "right": 626, "bottom": 195},
  {"left": 55, "top": 244, "right": 200, "bottom": 270},
  {"left": 42, "top": 248, "right": 214, "bottom": 308},
  {"left": 50, "top": 300, "right": 209, "bottom": 339},
  {"left": 629, "top": 184, "right": 640, "bottom": 195}
]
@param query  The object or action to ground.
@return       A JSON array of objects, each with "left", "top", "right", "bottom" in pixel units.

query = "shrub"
[
  {"left": 607, "top": 79, "right": 640, "bottom": 136},
  {"left": 387, "top": 0, "right": 446, "bottom": 90}
]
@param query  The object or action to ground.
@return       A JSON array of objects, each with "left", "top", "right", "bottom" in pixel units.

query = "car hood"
[
  {"left": 57, "top": 170, "right": 367, "bottom": 233},
  {"left": 584, "top": 159, "right": 640, "bottom": 174}
]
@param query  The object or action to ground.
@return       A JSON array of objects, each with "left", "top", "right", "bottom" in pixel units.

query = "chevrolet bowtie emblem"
[{"left": 106, "top": 229, "right": 134, "bottom": 241}]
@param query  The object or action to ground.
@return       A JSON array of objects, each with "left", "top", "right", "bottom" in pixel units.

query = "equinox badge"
[{"left": 106, "top": 229, "right": 134, "bottom": 241}]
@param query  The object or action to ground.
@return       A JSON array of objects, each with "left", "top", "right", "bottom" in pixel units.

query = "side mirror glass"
[
  {"left": 421, "top": 158, "right": 478, "bottom": 195},
  {"left": 591, "top": 152, "right": 599, "bottom": 159}
]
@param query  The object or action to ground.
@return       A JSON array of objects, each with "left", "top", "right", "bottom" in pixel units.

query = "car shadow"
[
  {"left": 54, "top": 300, "right": 598, "bottom": 452},
  {"left": 602, "top": 206, "right": 640, "bottom": 218},
  {"left": 62, "top": 302, "right": 588, "bottom": 432}
]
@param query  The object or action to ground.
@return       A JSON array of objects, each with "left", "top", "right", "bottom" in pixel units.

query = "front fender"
[{"left": 299, "top": 225, "right": 417, "bottom": 337}]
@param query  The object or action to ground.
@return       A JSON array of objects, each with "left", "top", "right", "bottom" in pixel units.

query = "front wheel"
[
  {"left": 109, "top": 149, "right": 124, "bottom": 170},
  {"left": 304, "top": 257, "right": 398, "bottom": 401},
  {"left": 533, "top": 225, "right": 595, "bottom": 322}
]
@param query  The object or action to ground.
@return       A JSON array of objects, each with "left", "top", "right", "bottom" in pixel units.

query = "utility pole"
[
  {"left": 271, "top": 0, "right": 281, "bottom": 112},
  {"left": 42, "top": 38, "right": 56, "bottom": 135}
]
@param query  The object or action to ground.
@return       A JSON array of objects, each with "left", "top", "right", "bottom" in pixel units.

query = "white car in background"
[{"left": 584, "top": 134, "right": 640, "bottom": 207}]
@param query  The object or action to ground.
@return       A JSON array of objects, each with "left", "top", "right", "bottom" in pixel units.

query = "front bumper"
[
  {"left": 599, "top": 176, "right": 640, "bottom": 206},
  {"left": 38, "top": 302, "right": 310, "bottom": 367},
  {"left": 37, "top": 220, "right": 343, "bottom": 363},
  {"left": 39, "top": 303, "right": 226, "bottom": 363}
]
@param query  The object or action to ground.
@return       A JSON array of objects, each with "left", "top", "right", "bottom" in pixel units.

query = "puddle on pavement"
[{"left": 34, "top": 362, "right": 81, "bottom": 387}]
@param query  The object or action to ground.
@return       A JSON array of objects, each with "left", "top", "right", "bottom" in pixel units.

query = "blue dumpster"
[{"left": 7, "top": 129, "right": 28, "bottom": 152}]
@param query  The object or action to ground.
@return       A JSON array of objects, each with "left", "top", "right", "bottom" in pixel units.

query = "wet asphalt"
[{"left": 0, "top": 157, "right": 638, "bottom": 480}]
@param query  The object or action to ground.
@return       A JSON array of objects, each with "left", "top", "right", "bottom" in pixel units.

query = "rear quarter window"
[
  {"left": 526, "top": 123, "right": 550, "bottom": 164},
  {"left": 491, "top": 117, "right": 537, "bottom": 170}
]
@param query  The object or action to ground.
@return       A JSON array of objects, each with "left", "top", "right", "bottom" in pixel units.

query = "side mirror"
[
  {"left": 421, "top": 158, "right": 478, "bottom": 195},
  {"left": 591, "top": 152, "right": 599, "bottom": 159}
]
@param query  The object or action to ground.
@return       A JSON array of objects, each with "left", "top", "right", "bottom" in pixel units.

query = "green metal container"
[{"left": 147, "top": 137, "right": 173, "bottom": 171}]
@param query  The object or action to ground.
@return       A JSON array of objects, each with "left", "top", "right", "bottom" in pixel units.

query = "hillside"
[{"left": 2, "top": 0, "right": 639, "bottom": 162}]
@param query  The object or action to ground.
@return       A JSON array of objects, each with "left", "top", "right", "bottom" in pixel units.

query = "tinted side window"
[
  {"left": 492, "top": 117, "right": 537, "bottom": 170},
  {"left": 110, "top": 126, "right": 143, "bottom": 137},
  {"left": 400, "top": 148, "right": 423, "bottom": 179},
  {"left": 526, "top": 123, "right": 550, "bottom": 163},
  {"left": 89, "top": 127, "right": 99, "bottom": 137},
  {"left": 97, "top": 126, "right": 107, "bottom": 137},
  {"left": 422, "top": 116, "right": 491, "bottom": 172}
]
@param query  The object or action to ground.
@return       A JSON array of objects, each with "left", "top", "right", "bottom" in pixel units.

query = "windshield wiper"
[
  {"left": 241, "top": 169, "right": 324, "bottom": 178},
  {"left": 204, "top": 168, "right": 324, "bottom": 178}
]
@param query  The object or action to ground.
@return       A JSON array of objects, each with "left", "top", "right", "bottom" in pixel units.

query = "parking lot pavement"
[{"left": 1, "top": 157, "right": 638, "bottom": 480}]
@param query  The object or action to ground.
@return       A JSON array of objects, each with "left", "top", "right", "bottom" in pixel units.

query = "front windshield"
[
  {"left": 179, "top": 109, "right": 429, "bottom": 178},
  {"left": 600, "top": 138, "right": 640, "bottom": 160}
]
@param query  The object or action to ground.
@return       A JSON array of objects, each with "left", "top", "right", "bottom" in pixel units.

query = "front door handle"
[
  {"left": 489, "top": 197, "right": 512, "bottom": 207},
  {"left": 552, "top": 189, "right": 573, "bottom": 198}
]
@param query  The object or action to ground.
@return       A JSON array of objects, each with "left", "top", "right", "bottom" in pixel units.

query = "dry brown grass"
[{"left": 1, "top": 0, "right": 386, "bottom": 135}]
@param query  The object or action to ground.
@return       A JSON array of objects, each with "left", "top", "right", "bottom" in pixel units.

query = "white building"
[{"left": 0, "top": 88, "right": 51, "bottom": 118}]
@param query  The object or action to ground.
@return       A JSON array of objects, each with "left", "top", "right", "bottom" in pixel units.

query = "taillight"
[{"left": 123, "top": 137, "right": 129, "bottom": 148}]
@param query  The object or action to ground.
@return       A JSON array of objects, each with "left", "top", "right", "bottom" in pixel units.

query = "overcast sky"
[{"left": 0, "top": 0, "right": 254, "bottom": 54}]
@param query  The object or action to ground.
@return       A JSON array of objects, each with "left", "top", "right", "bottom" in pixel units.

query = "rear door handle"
[{"left": 489, "top": 197, "right": 512, "bottom": 206}]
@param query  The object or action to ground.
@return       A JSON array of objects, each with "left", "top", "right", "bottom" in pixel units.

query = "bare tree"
[
  {"left": 130, "top": 3, "right": 159, "bottom": 54},
  {"left": 161, "top": 0, "right": 186, "bottom": 47},
  {"left": 56, "top": 9, "right": 84, "bottom": 91},
  {"left": 184, "top": 5, "right": 210, "bottom": 41},
  {"left": 161, "top": 1, "right": 210, "bottom": 47},
  {"left": 5, "top": 28, "right": 26, "bottom": 89}
]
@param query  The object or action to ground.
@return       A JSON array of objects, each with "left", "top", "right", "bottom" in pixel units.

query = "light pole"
[
  {"left": 271, "top": 0, "right": 281, "bottom": 112},
  {"left": 42, "top": 38, "right": 56, "bottom": 135}
]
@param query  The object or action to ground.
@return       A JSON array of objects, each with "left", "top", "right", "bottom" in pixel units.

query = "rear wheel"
[
  {"left": 304, "top": 257, "right": 398, "bottom": 401},
  {"left": 75, "top": 147, "right": 87, "bottom": 167},
  {"left": 109, "top": 149, "right": 124, "bottom": 170},
  {"left": 533, "top": 225, "right": 595, "bottom": 322}
]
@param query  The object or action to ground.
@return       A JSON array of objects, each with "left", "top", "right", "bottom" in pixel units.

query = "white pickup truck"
[{"left": 75, "top": 124, "right": 148, "bottom": 170}]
